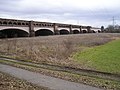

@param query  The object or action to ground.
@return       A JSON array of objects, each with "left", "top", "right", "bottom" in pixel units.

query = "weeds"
[{"left": 0, "top": 33, "right": 120, "bottom": 67}]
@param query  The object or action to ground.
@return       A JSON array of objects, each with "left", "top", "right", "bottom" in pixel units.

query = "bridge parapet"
[
  {"left": 57, "top": 23, "right": 70, "bottom": 28},
  {"left": 0, "top": 18, "right": 29, "bottom": 27},
  {"left": 34, "top": 21, "right": 54, "bottom": 27}
]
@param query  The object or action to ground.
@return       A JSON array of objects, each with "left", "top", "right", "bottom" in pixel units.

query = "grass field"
[
  {"left": 0, "top": 33, "right": 120, "bottom": 72},
  {"left": 0, "top": 33, "right": 119, "bottom": 66},
  {"left": 73, "top": 39, "right": 120, "bottom": 74}
]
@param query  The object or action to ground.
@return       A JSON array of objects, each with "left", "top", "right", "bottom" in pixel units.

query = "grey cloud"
[
  {"left": 0, "top": 0, "right": 120, "bottom": 27},
  {"left": 0, "top": 0, "right": 22, "bottom": 14}
]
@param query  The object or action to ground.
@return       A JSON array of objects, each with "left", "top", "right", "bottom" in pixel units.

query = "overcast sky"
[{"left": 0, "top": 0, "right": 120, "bottom": 27}]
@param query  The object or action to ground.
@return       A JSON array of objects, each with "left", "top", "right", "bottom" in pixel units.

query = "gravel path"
[{"left": 0, "top": 64, "right": 102, "bottom": 90}]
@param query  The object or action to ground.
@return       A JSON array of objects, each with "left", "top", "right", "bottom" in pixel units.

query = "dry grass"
[
  {"left": 0, "top": 33, "right": 120, "bottom": 67},
  {"left": 0, "top": 72, "right": 49, "bottom": 90}
]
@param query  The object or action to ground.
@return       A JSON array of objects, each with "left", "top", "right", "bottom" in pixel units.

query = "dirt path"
[{"left": 0, "top": 64, "right": 102, "bottom": 90}]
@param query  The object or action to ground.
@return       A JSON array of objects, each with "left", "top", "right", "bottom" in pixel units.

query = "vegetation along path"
[
  {"left": 0, "top": 64, "right": 102, "bottom": 90},
  {"left": 0, "top": 57, "right": 119, "bottom": 81}
]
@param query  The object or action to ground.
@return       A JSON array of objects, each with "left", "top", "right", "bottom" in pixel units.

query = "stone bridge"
[{"left": 0, "top": 18, "right": 101, "bottom": 38}]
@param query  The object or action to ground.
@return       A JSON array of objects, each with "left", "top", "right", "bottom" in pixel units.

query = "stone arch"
[
  {"left": 8, "top": 22, "right": 12, "bottom": 25},
  {"left": 13, "top": 22, "right": 17, "bottom": 25},
  {"left": 18, "top": 22, "right": 21, "bottom": 25},
  {"left": 82, "top": 30, "right": 87, "bottom": 33},
  {"left": 0, "top": 28, "right": 29, "bottom": 38},
  {"left": 91, "top": 30, "right": 96, "bottom": 33},
  {"left": 36, "top": 24, "right": 39, "bottom": 26},
  {"left": 60, "top": 29, "right": 70, "bottom": 35},
  {"left": 22, "top": 23, "right": 25, "bottom": 25},
  {"left": 35, "top": 29, "right": 54, "bottom": 36},
  {"left": 73, "top": 30, "right": 80, "bottom": 34},
  {"left": 26, "top": 23, "right": 29, "bottom": 25},
  {"left": 0, "top": 21, "right": 2, "bottom": 25},
  {"left": 3, "top": 21, "right": 7, "bottom": 25},
  {"left": 98, "top": 30, "right": 101, "bottom": 33}
]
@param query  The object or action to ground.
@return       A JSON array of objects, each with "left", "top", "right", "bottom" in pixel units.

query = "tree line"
[{"left": 101, "top": 25, "right": 120, "bottom": 33}]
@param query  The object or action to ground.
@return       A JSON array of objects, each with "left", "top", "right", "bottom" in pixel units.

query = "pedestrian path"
[{"left": 0, "top": 64, "right": 102, "bottom": 90}]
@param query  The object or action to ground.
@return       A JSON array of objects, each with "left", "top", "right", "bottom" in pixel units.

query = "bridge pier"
[
  {"left": 79, "top": 26, "right": 82, "bottom": 33},
  {"left": 87, "top": 26, "right": 91, "bottom": 33},
  {"left": 54, "top": 23, "right": 60, "bottom": 35},
  {"left": 29, "top": 21, "right": 35, "bottom": 37},
  {"left": 70, "top": 25, "right": 73, "bottom": 34}
]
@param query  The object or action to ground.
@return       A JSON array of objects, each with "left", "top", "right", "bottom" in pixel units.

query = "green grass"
[{"left": 73, "top": 39, "right": 120, "bottom": 74}]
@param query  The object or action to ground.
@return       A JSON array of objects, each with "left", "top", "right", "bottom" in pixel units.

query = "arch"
[
  {"left": 35, "top": 29, "right": 54, "bottom": 36},
  {"left": 98, "top": 30, "right": 101, "bottom": 33},
  {"left": 36, "top": 24, "right": 39, "bottom": 26},
  {"left": 0, "top": 28, "right": 29, "bottom": 38},
  {"left": 39, "top": 24, "right": 42, "bottom": 26},
  {"left": 26, "top": 23, "right": 29, "bottom": 25},
  {"left": 22, "top": 23, "right": 25, "bottom": 25},
  {"left": 13, "top": 22, "right": 17, "bottom": 25},
  {"left": 0, "top": 21, "right": 2, "bottom": 24},
  {"left": 82, "top": 30, "right": 87, "bottom": 33},
  {"left": 8, "top": 22, "right": 12, "bottom": 25},
  {"left": 60, "top": 29, "right": 69, "bottom": 35},
  {"left": 3, "top": 21, "right": 7, "bottom": 25},
  {"left": 91, "top": 30, "right": 96, "bottom": 33},
  {"left": 73, "top": 30, "right": 80, "bottom": 34},
  {"left": 18, "top": 22, "right": 21, "bottom": 25}
]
